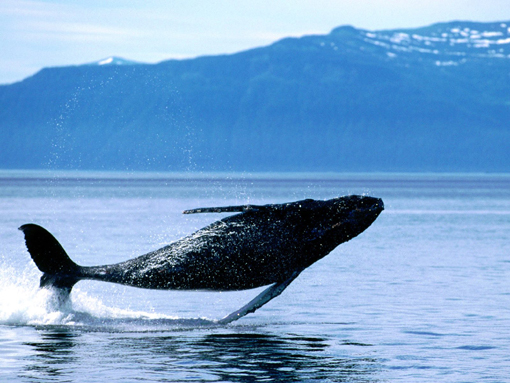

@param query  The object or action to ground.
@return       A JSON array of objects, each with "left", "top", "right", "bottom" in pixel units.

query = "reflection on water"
[
  {"left": 21, "top": 329, "right": 78, "bottom": 380},
  {"left": 19, "top": 327, "right": 380, "bottom": 383},
  {"left": 188, "top": 333, "right": 378, "bottom": 382}
]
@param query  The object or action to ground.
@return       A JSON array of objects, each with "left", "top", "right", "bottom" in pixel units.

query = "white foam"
[
  {"left": 0, "top": 265, "right": 69, "bottom": 326},
  {"left": 0, "top": 263, "right": 182, "bottom": 328}
]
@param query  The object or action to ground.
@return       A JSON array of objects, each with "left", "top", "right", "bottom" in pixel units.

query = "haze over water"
[{"left": 0, "top": 171, "right": 509, "bottom": 382}]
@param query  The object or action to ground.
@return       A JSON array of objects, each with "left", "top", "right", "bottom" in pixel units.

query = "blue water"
[{"left": 1, "top": 171, "right": 509, "bottom": 382}]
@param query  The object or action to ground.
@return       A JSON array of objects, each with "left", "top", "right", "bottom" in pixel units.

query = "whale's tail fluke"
[{"left": 19, "top": 224, "right": 82, "bottom": 293}]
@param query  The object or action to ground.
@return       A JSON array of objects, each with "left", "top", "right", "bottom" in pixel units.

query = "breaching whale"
[{"left": 19, "top": 195, "right": 383, "bottom": 323}]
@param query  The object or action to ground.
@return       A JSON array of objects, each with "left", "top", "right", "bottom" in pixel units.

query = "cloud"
[
  {"left": 23, "top": 20, "right": 145, "bottom": 43},
  {"left": 2, "top": 1, "right": 147, "bottom": 43}
]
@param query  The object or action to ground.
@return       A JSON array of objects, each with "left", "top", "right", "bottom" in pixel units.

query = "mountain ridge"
[{"left": 1, "top": 21, "right": 509, "bottom": 172}]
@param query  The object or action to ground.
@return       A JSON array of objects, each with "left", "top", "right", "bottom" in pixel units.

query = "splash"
[
  {"left": 0, "top": 263, "right": 218, "bottom": 329},
  {"left": 0, "top": 264, "right": 70, "bottom": 326}
]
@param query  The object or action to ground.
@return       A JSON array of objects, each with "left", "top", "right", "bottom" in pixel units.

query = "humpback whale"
[{"left": 20, "top": 195, "right": 383, "bottom": 323}]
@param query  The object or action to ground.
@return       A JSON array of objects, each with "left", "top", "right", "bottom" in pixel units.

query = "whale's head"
[
  {"left": 277, "top": 195, "right": 384, "bottom": 264},
  {"left": 319, "top": 195, "right": 383, "bottom": 242}
]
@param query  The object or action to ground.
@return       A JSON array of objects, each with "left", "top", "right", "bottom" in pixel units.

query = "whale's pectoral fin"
[
  {"left": 183, "top": 204, "right": 263, "bottom": 214},
  {"left": 216, "top": 269, "right": 303, "bottom": 325},
  {"left": 19, "top": 224, "right": 81, "bottom": 292}
]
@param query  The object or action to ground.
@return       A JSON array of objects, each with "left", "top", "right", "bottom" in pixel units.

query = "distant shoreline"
[{"left": 1, "top": 169, "right": 509, "bottom": 180}]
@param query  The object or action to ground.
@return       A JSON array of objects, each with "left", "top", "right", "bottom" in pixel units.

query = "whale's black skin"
[{"left": 20, "top": 195, "right": 383, "bottom": 295}]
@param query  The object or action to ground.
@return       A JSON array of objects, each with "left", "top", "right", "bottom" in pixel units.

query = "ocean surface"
[{"left": 0, "top": 171, "right": 509, "bottom": 382}]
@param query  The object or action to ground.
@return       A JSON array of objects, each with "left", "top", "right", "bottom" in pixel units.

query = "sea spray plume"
[
  {"left": 19, "top": 195, "right": 384, "bottom": 323},
  {"left": 0, "top": 263, "right": 74, "bottom": 325}
]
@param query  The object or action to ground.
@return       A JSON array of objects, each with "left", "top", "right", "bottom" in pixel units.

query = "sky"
[{"left": 1, "top": 0, "right": 510, "bottom": 84}]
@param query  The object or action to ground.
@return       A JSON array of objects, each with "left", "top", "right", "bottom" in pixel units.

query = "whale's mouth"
[
  {"left": 362, "top": 197, "right": 384, "bottom": 218},
  {"left": 336, "top": 196, "right": 384, "bottom": 230},
  {"left": 363, "top": 196, "right": 384, "bottom": 214},
  {"left": 373, "top": 197, "right": 384, "bottom": 212}
]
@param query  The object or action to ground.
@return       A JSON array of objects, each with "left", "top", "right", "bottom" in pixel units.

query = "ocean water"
[{"left": 0, "top": 171, "right": 509, "bottom": 382}]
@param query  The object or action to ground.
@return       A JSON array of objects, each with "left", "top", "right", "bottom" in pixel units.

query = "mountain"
[{"left": 1, "top": 21, "right": 509, "bottom": 172}]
